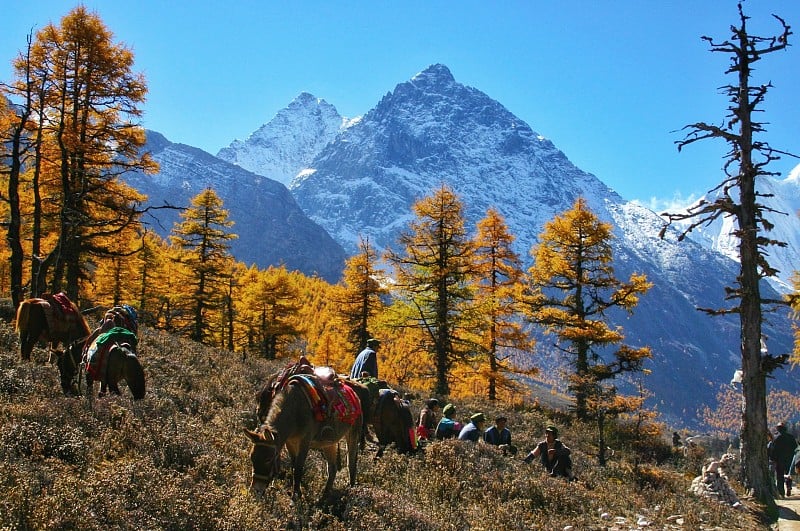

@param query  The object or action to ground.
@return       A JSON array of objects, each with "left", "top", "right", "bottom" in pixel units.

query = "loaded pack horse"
[
  {"left": 15, "top": 293, "right": 91, "bottom": 395},
  {"left": 16, "top": 293, "right": 90, "bottom": 361},
  {"left": 256, "top": 359, "right": 415, "bottom": 457},
  {"left": 83, "top": 340, "right": 146, "bottom": 401},
  {"left": 81, "top": 308, "right": 145, "bottom": 401},
  {"left": 245, "top": 372, "right": 362, "bottom": 501}
]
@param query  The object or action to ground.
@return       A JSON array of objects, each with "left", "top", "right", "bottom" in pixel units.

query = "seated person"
[
  {"left": 523, "top": 425, "right": 574, "bottom": 479},
  {"left": 484, "top": 415, "right": 517, "bottom": 455},
  {"left": 435, "top": 403, "right": 463, "bottom": 439},
  {"left": 457, "top": 412, "right": 486, "bottom": 442},
  {"left": 417, "top": 398, "right": 440, "bottom": 441}
]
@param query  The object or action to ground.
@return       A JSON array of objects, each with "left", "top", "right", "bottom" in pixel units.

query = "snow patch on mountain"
[{"left": 668, "top": 162, "right": 800, "bottom": 294}]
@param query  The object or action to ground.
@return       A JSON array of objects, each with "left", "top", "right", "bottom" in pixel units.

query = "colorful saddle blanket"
[
  {"left": 289, "top": 374, "right": 362, "bottom": 426},
  {"left": 84, "top": 327, "right": 138, "bottom": 379}
]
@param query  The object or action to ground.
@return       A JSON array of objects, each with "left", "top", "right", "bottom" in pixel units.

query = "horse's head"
[
  {"left": 55, "top": 342, "right": 83, "bottom": 396},
  {"left": 243, "top": 428, "right": 280, "bottom": 496}
]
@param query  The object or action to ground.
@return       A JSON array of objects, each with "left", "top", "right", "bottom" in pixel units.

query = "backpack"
[{"left": 436, "top": 417, "right": 457, "bottom": 439}]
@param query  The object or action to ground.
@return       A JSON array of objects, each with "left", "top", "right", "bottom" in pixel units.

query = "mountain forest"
[{"left": 2, "top": 4, "right": 800, "bottom": 526}]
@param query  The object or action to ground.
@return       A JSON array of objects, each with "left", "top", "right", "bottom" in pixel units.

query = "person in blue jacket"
[
  {"left": 484, "top": 416, "right": 517, "bottom": 454},
  {"left": 458, "top": 412, "right": 487, "bottom": 442},
  {"left": 349, "top": 338, "right": 380, "bottom": 379}
]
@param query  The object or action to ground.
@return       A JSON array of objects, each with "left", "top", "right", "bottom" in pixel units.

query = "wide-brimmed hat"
[
  {"left": 366, "top": 338, "right": 381, "bottom": 347},
  {"left": 471, "top": 412, "right": 486, "bottom": 424}
]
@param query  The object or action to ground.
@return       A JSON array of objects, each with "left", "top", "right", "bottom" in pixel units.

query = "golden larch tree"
[
  {"left": 469, "top": 207, "right": 535, "bottom": 401},
  {"left": 170, "top": 188, "right": 237, "bottom": 345},
  {"left": 385, "top": 185, "right": 475, "bottom": 396},
  {"left": 234, "top": 265, "right": 301, "bottom": 360},
  {"left": 525, "top": 198, "right": 652, "bottom": 421},
  {"left": 7, "top": 6, "right": 157, "bottom": 301},
  {"left": 335, "top": 237, "right": 387, "bottom": 352}
]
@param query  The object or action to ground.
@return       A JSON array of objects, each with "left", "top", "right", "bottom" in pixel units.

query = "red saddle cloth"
[
  {"left": 39, "top": 293, "right": 81, "bottom": 340},
  {"left": 290, "top": 374, "right": 362, "bottom": 426},
  {"left": 49, "top": 292, "right": 75, "bottom": 316}
]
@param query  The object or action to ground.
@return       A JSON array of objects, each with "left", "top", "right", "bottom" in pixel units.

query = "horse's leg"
[
  {"left": 20, "top": 327, "right": 43, "bottom": 362},
  {"left": 292, "top": 442, "right": 311, "bottom": 500},
  {"left": 347, "top": 422, "right": 360, "bottom": 487},
  {"left": 319, "top": 444, "right": 339, "bottom": 500},
  {"left": 108, "top": 380, "right": 122, "bottom": 395}
]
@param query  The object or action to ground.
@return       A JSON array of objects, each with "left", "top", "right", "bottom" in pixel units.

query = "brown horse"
[
  {"left": 255, "top": 365, "right": 410, "bottom": 455},
  {"left": 15, "top": 293, "right": 91, "bottom": 361},
  {"left": 244, "top": 375, "right": 362, "bottom": 501},
  {"left": 257, "top": 372, "right": 372, "bottom": 449},
  {"left": 371, "top": 390, "right": 416, "bottom": 457},
  {"left": 83, "top": 343, "right": 146, "bottom": 401}
]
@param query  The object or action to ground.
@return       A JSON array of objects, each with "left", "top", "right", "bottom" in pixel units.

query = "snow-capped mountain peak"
[
  {"left": 216, "top": 92, "right": 352, "bottom": 186},
  {"left": 410, "top": 63, "right": 457, "bottom": 90}
]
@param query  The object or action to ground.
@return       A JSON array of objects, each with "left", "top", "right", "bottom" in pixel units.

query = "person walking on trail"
[
  {"left": 458, "top": 413, "right": 487, "bottom": 442},
  {"left": 523, "top": 425, "right": 574, "bottom": 479},
  {"left": 769, "top": 422, "right": 798, "bottom": 497},
  {"left": 349, "top": 338, "right": 380, "bottom": 379}
]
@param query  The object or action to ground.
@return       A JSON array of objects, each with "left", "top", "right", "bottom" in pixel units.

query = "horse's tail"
[
  {"left": 15, "top": 300, "right": 30, "bottom": 333},
  {"left": 396, "top": 399, "right": 415, "bottom": 454},
  {"left": 125, "top": 352, "right": 146, "bottom": 400},
  {"left": 343, "top": 378, "right": 372, "bottom": 449}
]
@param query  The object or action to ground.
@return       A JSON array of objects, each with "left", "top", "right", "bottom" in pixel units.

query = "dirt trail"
[{"left": 777, "top": 494, "right": 800, "bottom": 530}]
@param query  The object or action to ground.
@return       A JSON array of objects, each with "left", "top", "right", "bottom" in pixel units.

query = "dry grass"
[{"left": 0, "top": 322, "right": 769, "bottom": 529}]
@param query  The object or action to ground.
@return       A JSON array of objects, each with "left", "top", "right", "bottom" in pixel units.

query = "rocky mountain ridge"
[{"left": 127, "top": 131, "right": 346, "bottom": 282}]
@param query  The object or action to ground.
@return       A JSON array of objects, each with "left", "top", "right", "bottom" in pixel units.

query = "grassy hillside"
[{"left": 0, "top": 322, "right": 768, "bottom": 529}]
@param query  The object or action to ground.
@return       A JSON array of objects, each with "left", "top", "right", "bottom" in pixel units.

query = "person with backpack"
[{"left": 435, "top": 403, "right": 462, "bottom": 439}]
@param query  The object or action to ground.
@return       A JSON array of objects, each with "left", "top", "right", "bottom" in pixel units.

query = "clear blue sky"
[{"left": 4, "top": 1, "right": 799, "bottom": 210}]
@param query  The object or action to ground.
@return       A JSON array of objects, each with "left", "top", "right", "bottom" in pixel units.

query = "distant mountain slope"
[{"left": 126, "top": 131, "right": 346, "bottom": 282}]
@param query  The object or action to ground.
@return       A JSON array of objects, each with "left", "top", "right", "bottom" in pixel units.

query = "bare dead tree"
[{"left": 659, "top": 3, "right": 795, "bottom": 506}]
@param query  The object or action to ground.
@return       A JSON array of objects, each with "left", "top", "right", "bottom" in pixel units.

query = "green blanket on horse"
[{"left": 85, "top": 327, "right": 138, "bottom": 379}]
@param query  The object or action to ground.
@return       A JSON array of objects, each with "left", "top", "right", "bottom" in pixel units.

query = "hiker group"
[{"left": 350, "top": 337, "right": 577, "bottom": 479}]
